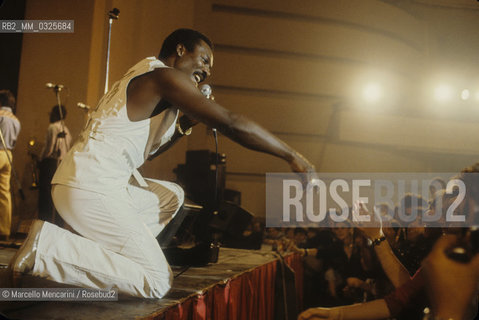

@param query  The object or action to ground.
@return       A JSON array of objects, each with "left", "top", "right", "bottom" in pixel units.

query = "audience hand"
[
  {"left": 352, "top": 201, "right": 383, "bottom": 240},
  {"left": 346, "top": 277, "right": 365, "bottom": 289},
  {"left": 298, "top": 307, "right": 342, "bottom": 320}
]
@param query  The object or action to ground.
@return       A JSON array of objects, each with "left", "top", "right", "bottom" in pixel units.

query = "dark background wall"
[{"left": 0, "top": 0, "right": 25, "bottom": 97}]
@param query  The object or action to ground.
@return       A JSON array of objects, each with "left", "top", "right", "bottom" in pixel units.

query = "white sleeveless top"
[{"left": 52, "top": 57, "right": 178, "bottom": 193}]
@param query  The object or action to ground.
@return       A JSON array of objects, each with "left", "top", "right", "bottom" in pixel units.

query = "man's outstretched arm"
[{"left": 152, "top": 68, "right": 315, "bottom": 173}]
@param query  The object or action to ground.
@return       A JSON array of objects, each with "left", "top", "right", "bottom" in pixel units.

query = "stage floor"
[{"left": 0, "top": 242, "right": 296, "bottom": 320}]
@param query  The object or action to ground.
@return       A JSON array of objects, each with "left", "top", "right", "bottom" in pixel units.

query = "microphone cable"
[{"left": 212, "top": 128, "right": 219, "bottom": 208}]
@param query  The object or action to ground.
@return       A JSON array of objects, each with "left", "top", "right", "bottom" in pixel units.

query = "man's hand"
[
  {"left": 289, "top": 151, "right": 315, "bottom": 174},
  {"left": 422, "top": 234, "right": 479, "bottom": 320},
  {"left": 289, "top": 151, "right": 317, "bottom": 188}
]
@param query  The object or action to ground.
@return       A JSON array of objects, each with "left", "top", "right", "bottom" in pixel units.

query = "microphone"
[
  {"left": 199, "top": 84, "right": 217, "bottom": 133},
  {"left": 77, "top": 102, "right": 91, "bottom": 110},
  {"left": 200, "top": 84, "right": 214, "bottom": 100},
  {"left": 45, "top": 83, "right": 64, "bottom": 91},
  {"left": 108, "top": 8, "right": 120, "bottom": 20}
]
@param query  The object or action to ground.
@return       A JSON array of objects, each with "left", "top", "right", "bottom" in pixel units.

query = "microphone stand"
[
  {"left": 53, "top": 86, "right": 66, "bottom": 137},
  {"left": 48, "top": 86, "right": 67, "bottom": 223},
  {"left": 104, "top": 8, "right": 120, "bottom": 94}
]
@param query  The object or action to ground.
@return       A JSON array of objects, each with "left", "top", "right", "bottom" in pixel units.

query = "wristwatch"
[{"left": 371, "top": 235, "right": 386, "bottom": 247}]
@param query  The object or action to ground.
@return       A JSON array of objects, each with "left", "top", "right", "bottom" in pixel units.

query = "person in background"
[
  {"left": 428, "top": 177, "right": 446, "bottom": 201},
  {"left": 0, "top": 90, "right": 21, "bottom": 241},
  {"left": 37, "top": 104, "right": 71, "bottom": 225},
  {"left": 395, "top": 193, "right": 429, "bottom": 274}
]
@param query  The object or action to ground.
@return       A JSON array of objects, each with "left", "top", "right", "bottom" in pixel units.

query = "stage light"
[
  {"left": 362, "top": 82, "right": 382, "bottom": 103},
  {"left": 461, "top": 89, "right": 470, "bottom": 101},
  {"left": 433, "top": 84, "right": 453, "bottom": 102}
]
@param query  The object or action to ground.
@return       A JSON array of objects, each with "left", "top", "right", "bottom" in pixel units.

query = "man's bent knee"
[{"left": 146, "top": 267, "right": 173, "bottom": 298}]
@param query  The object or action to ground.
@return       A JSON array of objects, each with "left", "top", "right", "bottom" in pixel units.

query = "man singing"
[{"left": 9, "top": 29, "right": 314, "bottom": 298}]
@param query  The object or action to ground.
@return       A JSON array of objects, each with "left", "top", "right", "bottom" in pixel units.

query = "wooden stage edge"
[{"left": 0, "top": 245, "right": 296, "bottom": 320}]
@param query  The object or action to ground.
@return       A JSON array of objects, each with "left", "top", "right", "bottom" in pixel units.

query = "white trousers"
[
  {"left": 33, "top": 178, "right": 184, "bottom": 298},
  {"left": 0, "top": 151, "right": 12, "bottom": 237}
]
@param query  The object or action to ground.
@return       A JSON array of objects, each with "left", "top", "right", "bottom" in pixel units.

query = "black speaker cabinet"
[{"left": 175, "top": 150, "right": 226, "bottom": 210}]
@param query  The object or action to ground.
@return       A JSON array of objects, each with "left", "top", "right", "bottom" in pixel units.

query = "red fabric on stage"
[
  {"left": 228, "top": 276, "right": 242, "bottom": 319},
  {"left": 164, "top": 297, "right": 193, "bottom": 320},
  {"left": 193, "top": 291, "right": 213, "bottom": 320},
  {"left": 194, "top": 293, "right": 206, "bottom": 320},
  {"left": 225, "top": 260, "right": 279, "bottom": 320},
  {"left": 213, "top": 281, "right": 230, "bottom": 319},
  {"left": 258, "top": 259, "right": 277, "bottom": 320},
  {"left": 159, "top": 253, "right": 303, "bottom": 320},
  {"left": 284, "top": 252, "right": 304, "bottom": 311}
]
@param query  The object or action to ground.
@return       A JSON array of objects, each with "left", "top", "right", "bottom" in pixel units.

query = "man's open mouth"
[{"left": 193, "top": 71, "right": 205, "bottom": 84}]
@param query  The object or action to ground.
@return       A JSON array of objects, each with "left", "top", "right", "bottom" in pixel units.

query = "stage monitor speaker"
[
  {"left": 157, "top": 200, "right": 203, "bottom": 248},
  {"left": 208, "top": 201, "right": 253, "bottom": 238},
  {"left": 174, "top": 150, "right": 226, "bottom": 210}
]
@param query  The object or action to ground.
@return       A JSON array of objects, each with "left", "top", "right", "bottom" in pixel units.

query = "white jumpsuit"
[{"left": 33, "top": 57, "right": 184, "bottom": 298}]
